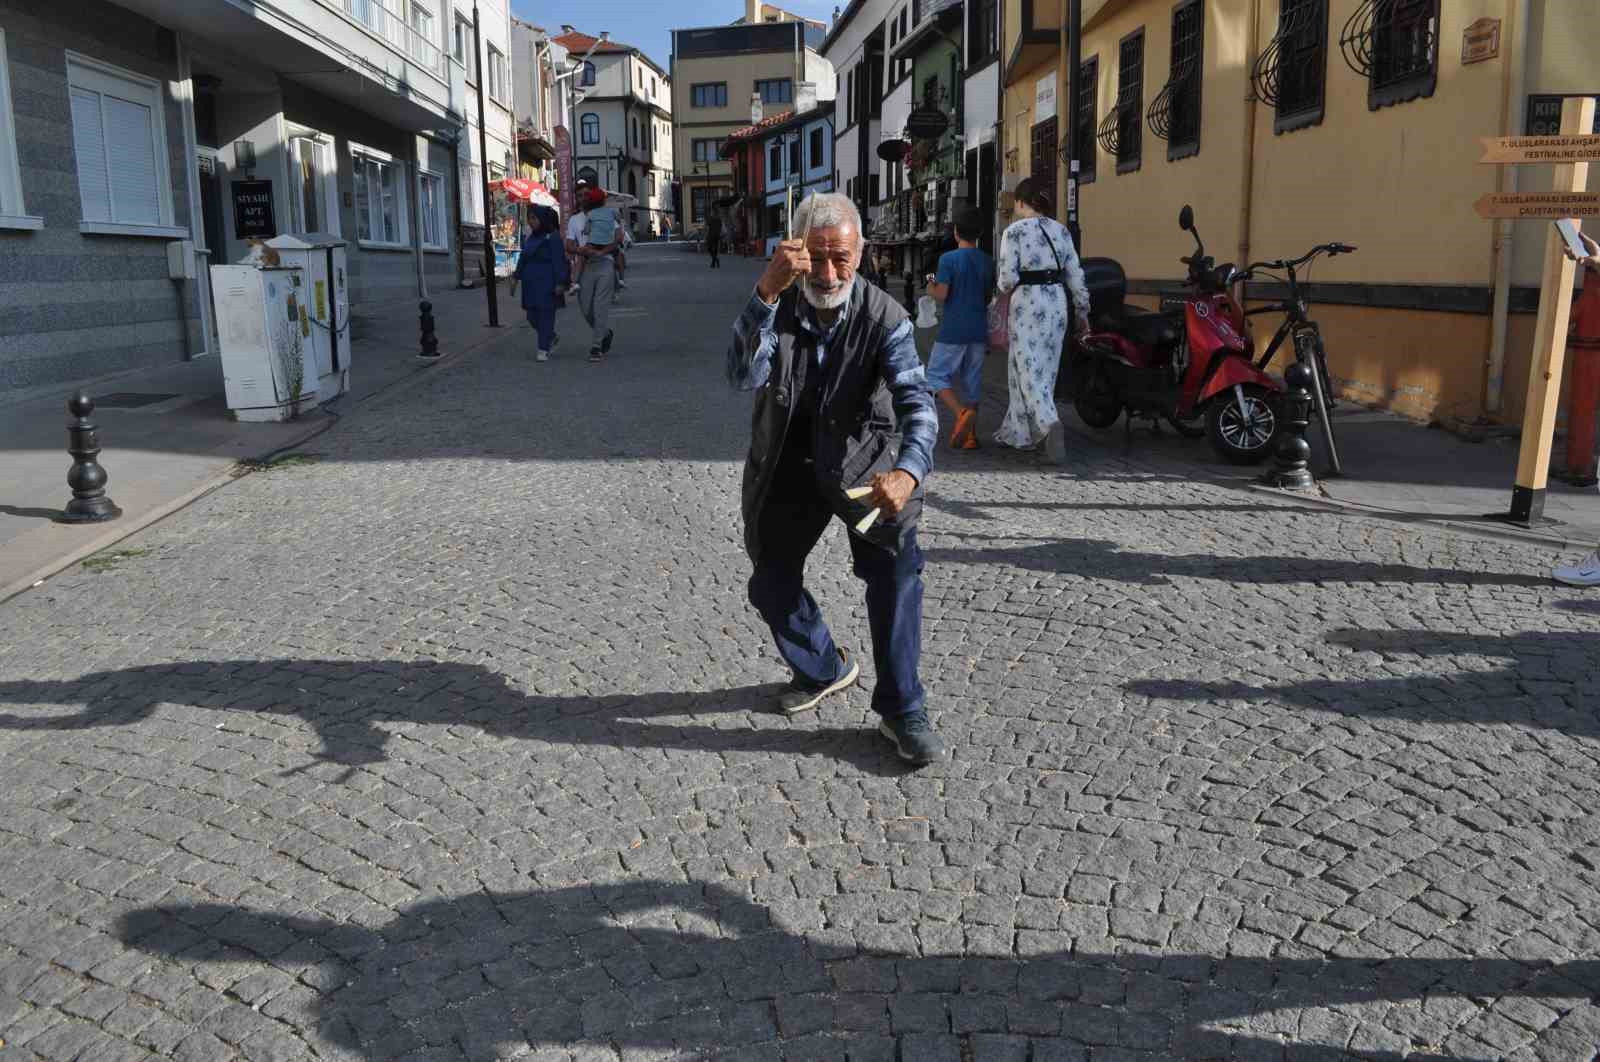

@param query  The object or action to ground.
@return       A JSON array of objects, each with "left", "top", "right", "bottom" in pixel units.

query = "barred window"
[
  {"left": 1147, "top": 0, "right": 1201, "bottom": 161},
  {"left": 1339, "top": 0, "right": 1439, "bottom": 110},
  {"left": 1252, "top": 0, "right": 1327, "bottom": 133},
  {"left": 1113, "top": 29, "right": 1143, "bottom": 174},
  {"left": 1029, "top": 117, "right": 1057, "bottom": 197},
  {"left": 1076, "top": 56, "right": 1098, "bottom": 184}
]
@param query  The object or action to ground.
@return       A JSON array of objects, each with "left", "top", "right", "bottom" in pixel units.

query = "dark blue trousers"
[
  {"left": 748, "top": 447, "right": 926, "bottom": 719},
  {"left": 525, "top": 305, "right": 556, "bottom": 353}
]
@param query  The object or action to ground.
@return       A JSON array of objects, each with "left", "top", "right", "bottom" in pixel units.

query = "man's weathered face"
[{"left": 801, "top": 223, "right": 862, "bottom": 311}]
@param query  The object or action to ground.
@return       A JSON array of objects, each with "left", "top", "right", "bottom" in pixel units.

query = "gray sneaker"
[
  {"left": 878, "top": 711, "right": 945, "bottom": 765},
  {"left": 778, "top": 648, "right": 859, "bottom": 714}
]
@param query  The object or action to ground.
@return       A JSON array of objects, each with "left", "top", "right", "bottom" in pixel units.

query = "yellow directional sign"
[
  {"left": 1479, "top": 135, "right": 1600, "bottom": 164},
  {"left": 1473, "top": 192, "right": 1600, "bottom": 219}
]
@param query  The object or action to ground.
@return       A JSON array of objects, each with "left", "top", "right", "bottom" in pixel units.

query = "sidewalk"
[{"left": 0, "top": 284, "right": 515, "bottom": 601}]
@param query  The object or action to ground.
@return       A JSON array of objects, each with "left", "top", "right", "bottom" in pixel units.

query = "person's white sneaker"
[
  {"left": 1553, "top": 552, "right": 1600, "bottom": 587},
  {"left": 535, "top": 350, "right": 549, "bottom": 362}
]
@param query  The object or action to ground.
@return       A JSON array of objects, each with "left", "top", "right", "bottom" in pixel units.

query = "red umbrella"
[{"left": 491, "top": 178, "right": 558, "bottom": 208}]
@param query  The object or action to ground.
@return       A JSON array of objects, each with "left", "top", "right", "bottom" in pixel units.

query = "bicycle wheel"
[{"left": 1295, "top": 330, "right": 1342, "bottom": 476}]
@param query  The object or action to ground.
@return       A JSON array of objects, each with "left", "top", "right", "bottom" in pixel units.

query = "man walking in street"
[
  {"left": 726, "top": 192, "right": 945, "bottom": 765},
  {"left": 706, "top": 207, "right": 723, "bottom": 269}
]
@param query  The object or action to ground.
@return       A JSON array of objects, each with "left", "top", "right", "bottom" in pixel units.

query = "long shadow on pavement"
[
  {"left": 0, "top": 662, "right": 909, "bottom": 777},
  {"left": 921, "top": 536, "right": 1552, "bottom": 589},
  {"left": 114, "top": 878, "right": 1600, "bottom": 1060},
  {"left": 1127, "top": 628, "right": 1598, "bottom": 739}
]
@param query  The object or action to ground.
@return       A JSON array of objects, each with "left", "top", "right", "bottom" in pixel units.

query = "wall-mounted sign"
[
  {"left": 1461, "top": 18, "right": 1500, "bottom": 65},
  {"left": 905, "top": 106, "right": 949, "bottom": 140},
  {"left": 1035, "top": 73, "right": 1057, "bottom": 123},
  {"left": 1527, "top": 95, "right": 1600, "bottom": 137},
  {"left": 231, "top": 179, "right": 276, "bottom": 238}
]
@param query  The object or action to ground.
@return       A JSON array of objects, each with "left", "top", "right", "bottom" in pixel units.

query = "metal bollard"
[
  {"left": 59, "top": 392, "right": 121, "bottom": 523},
  {"left": 1265, "top": 362, "right": 1316, "bottom": 491},
  {"left": 418, "top": 300, "right": 440, "bottom": 359}
]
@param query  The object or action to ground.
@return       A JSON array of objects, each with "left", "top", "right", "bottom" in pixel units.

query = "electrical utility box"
[
  {"left": 266, "top": 233, "right": 350, "bottom": 401},
  {"left": 209, "top": 264, "right": 320, "bottom": 422}
]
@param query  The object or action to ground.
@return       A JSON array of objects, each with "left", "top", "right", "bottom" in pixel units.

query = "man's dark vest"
[{"left": 740, "top": 277, "right": 922, "bottom": 562}]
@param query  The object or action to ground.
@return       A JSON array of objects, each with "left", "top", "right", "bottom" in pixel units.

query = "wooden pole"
[{"left": 1503, "top": 96, "right": 1595, "bottom": 526}]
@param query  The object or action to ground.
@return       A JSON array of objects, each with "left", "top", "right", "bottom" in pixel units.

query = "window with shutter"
[{"left": 66, "top": 54, "right": 176, "bottom": 233}]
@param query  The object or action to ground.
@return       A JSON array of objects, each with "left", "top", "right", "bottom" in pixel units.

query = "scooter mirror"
[{"left": 1179, "top": 205, "right": 1195, "bottom": 232}]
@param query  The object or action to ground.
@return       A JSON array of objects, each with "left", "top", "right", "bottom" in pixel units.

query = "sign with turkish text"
[
  {"left": 231, "top": 179, "right": 276, "bottom": 238},
  {"left": 1473, "top": 192, "right": 1600, "bottom": 219},
  {"left": 1479, "top": 135, "right": 1600, "bottom": 164},
  {"left": 554, "top": 126, "right": 574, "bottom": 218},
  {"left": 1526, "top": 95, "right": 1600, "bottom": 137},
  {"left": 1460, "top": 17, "right": 1500, "bottom": 65},
  {"left": 1035, "top": 73, "right": 1056, "bottom": 123}
]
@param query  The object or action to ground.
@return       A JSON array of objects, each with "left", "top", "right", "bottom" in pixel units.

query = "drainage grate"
[{"left": 95, "top": 393, "right": 180, "bottom": 408}]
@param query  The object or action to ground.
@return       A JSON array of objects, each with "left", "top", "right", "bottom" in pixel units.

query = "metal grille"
[
  {"left": 1252, "top": 0, "right": 1326, "bottom": 124},
  {"left": 1030, "top": 117, "right": 1058, "bottom": 192},
  {"left": 1076, "top": 57, "right": 1098, "bottom": 183},
  {"left": 1339, "top": 0, "right": 1438, "bottom": 107},
  {"left": 1148, "top": 1, "right": 1202, "bottom": 155},
  {"left": 1104, "top": 31, "right": 1143, "bottom": 171}
]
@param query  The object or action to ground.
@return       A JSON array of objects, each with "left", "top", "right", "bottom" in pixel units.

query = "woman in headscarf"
[{"left": 513, "top": 204, "right": 570, "bottom": 362}]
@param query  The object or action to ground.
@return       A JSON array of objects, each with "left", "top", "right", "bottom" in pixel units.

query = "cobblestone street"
[{"left": 3, "top": 246, "right": 1600, "bottom": 1061}]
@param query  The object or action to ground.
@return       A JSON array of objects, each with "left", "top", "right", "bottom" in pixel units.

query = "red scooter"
[{"left": 1065, "top": 205, "right": 1285, "bottom": 464}]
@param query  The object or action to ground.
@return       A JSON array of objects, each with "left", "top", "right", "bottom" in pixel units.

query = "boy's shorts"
[{"left": 925, "top": 341, "right": 987, "bottom": 405}]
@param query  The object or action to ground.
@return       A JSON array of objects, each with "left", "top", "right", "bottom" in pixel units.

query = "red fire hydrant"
[{"left": 1566, "top": 265, "right": 1600, "bottom": 485}]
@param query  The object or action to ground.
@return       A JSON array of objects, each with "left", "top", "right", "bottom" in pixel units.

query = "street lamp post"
[{"left": 472, "top": 1, "right": 498, "bottom": 327}]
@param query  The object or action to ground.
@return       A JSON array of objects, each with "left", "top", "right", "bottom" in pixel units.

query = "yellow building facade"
[{"left": 1001, "top": 0, "right": 1599, "bottom": 423}]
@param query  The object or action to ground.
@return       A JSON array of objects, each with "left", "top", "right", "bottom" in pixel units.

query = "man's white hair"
[{"left": 792, "top": 192, "right": 863, "bottom": 243}]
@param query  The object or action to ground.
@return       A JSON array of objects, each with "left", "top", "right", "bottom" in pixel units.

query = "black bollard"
[
  {"left": 59, "top": 392, "right": 121, "bottom": 523},
  {"left": 418, "top": 300, "right": 440, "bottom": 359},
  {"left": 1266, "top": 362, "right": 1316, "bottom": 491}
]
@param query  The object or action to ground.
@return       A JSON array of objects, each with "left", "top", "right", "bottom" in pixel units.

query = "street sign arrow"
[
  {"left": 1473, "top": 192, "right": 1600, "bottom": 219},
  {"left": 1479, "top": 135, "right": 1600, "bottom": 164}
]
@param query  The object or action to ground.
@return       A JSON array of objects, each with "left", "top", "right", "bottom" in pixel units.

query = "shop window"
[
  {"left": 352, "top": 144, "right": 407, "bottom": 246},
  {"left": 1076, "top": 56, "right": 1098, "bottom": 184},
  {"left": 1147, "top": 0, "right": 1202, "bottom": 161},
  {"left": 581, "top": 113, "right": 600, "bottom": 144},
  {"left": 67, "top": 53, "right": 178, "bottom": 233},
  {"left": 1253, "top": 0, "right": 1328, "bottom": 133},
  {"left": 1339, "top": 0, "right": 1439, "bottom": 110}
]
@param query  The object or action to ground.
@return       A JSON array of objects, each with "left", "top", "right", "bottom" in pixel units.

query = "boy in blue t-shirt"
[{"left": 925, "top": 208, "right": 995, "bottom": 449}]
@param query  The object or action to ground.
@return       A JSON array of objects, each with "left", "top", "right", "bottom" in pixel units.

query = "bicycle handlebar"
[{"left": 1237, "top": 242, "right": 1358, "bottom": 283}]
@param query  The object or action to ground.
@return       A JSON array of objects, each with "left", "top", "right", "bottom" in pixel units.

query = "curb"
[{"left": 0, "top": 323, "right": 511, "bottom": 607}]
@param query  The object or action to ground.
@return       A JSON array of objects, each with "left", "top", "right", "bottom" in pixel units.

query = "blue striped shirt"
[{"left": 727, "top": 283, "right": 936, "bottom": 485}]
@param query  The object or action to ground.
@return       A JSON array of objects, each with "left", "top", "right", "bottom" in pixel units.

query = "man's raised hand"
[{"left": 757, "top": 239, "right": 812, "bottom": 304}]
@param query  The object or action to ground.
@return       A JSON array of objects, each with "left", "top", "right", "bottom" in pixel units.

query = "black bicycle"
[{"left": 1236, "top": 242, "right": 1356, "bottom": 476}]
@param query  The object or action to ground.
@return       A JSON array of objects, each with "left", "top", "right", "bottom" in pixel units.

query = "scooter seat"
[{"left": 1100, "top": 306, "right": 1182, "bottom": 348}]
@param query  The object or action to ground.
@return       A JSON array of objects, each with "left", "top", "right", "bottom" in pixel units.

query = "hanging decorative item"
[
  {"left": 877, "top": 136, "right": 911, "bottom": 162},
  {"left": 905, "top": 106, "right": 950, "bottom": 141}
]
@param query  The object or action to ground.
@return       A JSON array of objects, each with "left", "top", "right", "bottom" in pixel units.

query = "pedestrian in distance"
[
  {"left": 511, "top": 205, "right": 569, "bottom": 362},
  {"left": 993, "top": 176, "right": 1091, "bottom": 464},
  {"left": 925, "top": 207, "right": 995, "bottom": 450},
  {"left": 726, "top": 192, "right": 945, "bottom": 766},
  {"left": 706, "top": 207, "right": 723, "bottom": 269},
  {"left": 1553, "top": 228, "right": 1600, "bottom": 586}
]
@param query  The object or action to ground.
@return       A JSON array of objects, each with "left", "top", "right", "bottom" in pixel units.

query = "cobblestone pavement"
[{"left": 2, "top": 247, "right": 1599, "bottom": 1061}]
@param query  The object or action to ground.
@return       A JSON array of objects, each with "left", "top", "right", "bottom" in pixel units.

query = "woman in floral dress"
[{"left": 994, "top": 177, "right": 1091, "bottom": 463}]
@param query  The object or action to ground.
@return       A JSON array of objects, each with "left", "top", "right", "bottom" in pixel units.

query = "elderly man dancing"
[{"left": 726, "top": 192, "right": 945, "bottom": 765}]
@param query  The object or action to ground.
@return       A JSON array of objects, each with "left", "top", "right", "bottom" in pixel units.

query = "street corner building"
[
  {"left": 0, "top": 0, "right": 511, "bottom": 394},
  {"left": 1001, "top": 0, "right": 1600, "bottom": 426}
]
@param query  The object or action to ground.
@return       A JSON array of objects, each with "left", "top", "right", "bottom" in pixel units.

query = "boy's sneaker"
[
  {"left": 589, "top": 347, "right": 603, "bottom": 362},
  {"left": 535, "top": 350, "right": 549, "bottom": 362},
  {"left": 601, "top": 329, "right": 614, "bottom": 354},
  {"left": 777, "top": 648, "right": 859, "bottom": 714},
  {"left": 616, "top": 279, "right": 628, "bottom": 290},
  {"left": 879, "top": 712, "right": 945, "bottom": 765},
  {"left": 1553, "top": 552, "right": 1600, "bottom": 587}
]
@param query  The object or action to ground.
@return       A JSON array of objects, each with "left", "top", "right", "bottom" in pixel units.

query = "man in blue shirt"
[{"left": 925, "top": 208, "right": 995, "bottom": 450}]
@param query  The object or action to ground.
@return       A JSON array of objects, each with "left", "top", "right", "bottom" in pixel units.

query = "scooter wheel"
[
  {"left": 1204, "top": 384, "right": 1281, "bottom": 464},
  {"left": 1072, "top": 364, "right": 1122, "bottom": 429}
]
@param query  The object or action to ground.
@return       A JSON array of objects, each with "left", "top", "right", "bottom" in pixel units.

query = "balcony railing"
[{"left": 331, "top": 0, "right": 445, "bottom": 78}]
